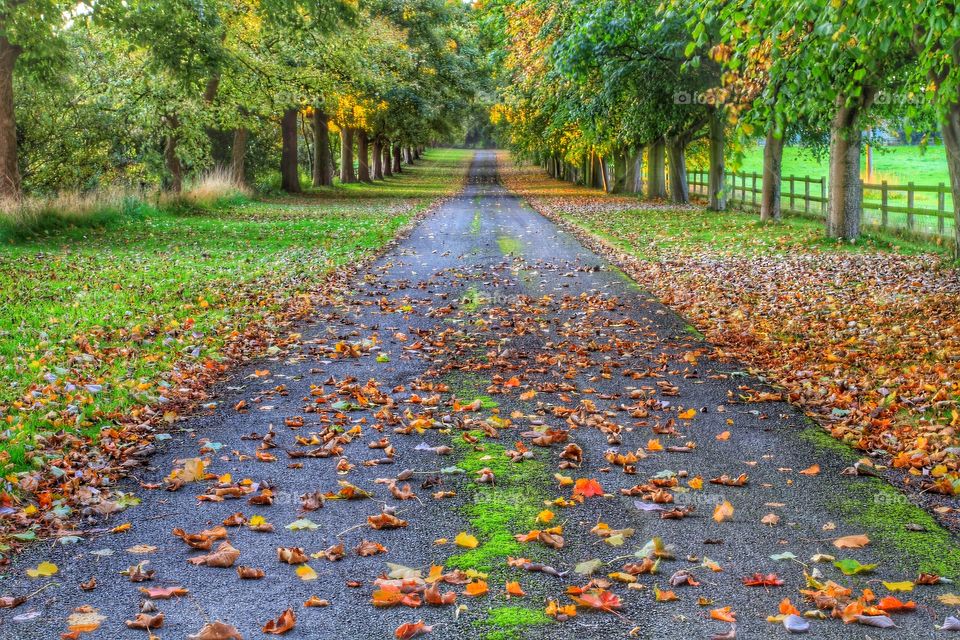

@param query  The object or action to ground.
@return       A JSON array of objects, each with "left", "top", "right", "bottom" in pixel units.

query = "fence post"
[
  {"left": 751, "top": 173, "right": 758, "bottom": 207},
  {"left": 881, "top": 181, "right": 888, "bottom": 229},
  {"left": 789, "top": 176, "right": 795, "bottom": 211},
  {"left": 939, "top": 183, "right": 946, "bottom": 236},
  {"left": 907, "top": 182, "right": 915, "bottom": 230},
  {"left": 804, "top": 177, "right": 810, "bottom": 214},
  {"left": 820, "top": 177, "right": 827, "bottom": 217}
]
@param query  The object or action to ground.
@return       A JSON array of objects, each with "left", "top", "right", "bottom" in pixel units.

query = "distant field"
[
  {"left": 735, "top": 143, "right": 953, "bottom": 186},
  {"left": 727, "top": 143, "right": 955, "bottom": 239}
]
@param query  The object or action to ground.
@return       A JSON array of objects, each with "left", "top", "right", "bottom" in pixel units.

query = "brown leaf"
[
  {"left": 187, "top": 541, "right": 240, "bottom": 568},
  {"left": 278, "top": 547, "right": 308, "bottom": 564},
  {"left": 126, "top": 613, "right": 164, "bottom": 630},
  {"left": 187, "top": 620, "right": 243, "bottom": 640},
  {"left": 262, "top": 608, "right": 295, "bottom": 635},
  {"left": 237, "top": 566, "right": 265, "bottom": 579}
]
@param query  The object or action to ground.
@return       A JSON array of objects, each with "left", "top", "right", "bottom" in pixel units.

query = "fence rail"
[{"left": 687, "top": 169, "right": 955, "bottom": 240}]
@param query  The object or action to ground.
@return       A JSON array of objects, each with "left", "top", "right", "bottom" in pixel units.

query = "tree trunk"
[
  {"left": 599, "top": 156, "right": 610, "bottom": 192},
  {"left": 164, "top": 115, "right": 183, "bottom": 195},
  {"left": 393, "top": 143, "right": 403, "bottom": 173},
  {"left": 405, "top": 146, "right": 414, "bottom": 165},
  {"left": 827, "top": 93, "right": 873, "bottom": 240},
  {"left": 760, "top": 126, "right": 784, "bottom": 222},
  {"left": 413, "top": 147, "right": 421, "bottom": 161},
  {"left": 280, "top": 108, "right": 301, "bottom": 193},
  {"left": 666, "top": 136, "right": 689, "bottom": 204},
  {"left": 625, "top": 147, "right": 644, "bottom": 194},
  {"left": 231, "top": 127, "right": 248, "bottom": 185},
  {"left": 372, "top": 138, "right": 384, "bottom": 180},
  {"left": 340, "top": 126, "right": 356, "bottom": 184},
  {"left": 646, "top": 139, "right": 666, "bottom": 199},
  {"left": 312, "top": 109, "right": 333, "bottom": 187},
  {"left": 0, "top": 36, "right": 21, "bottom": 200},
  {"left": 942, "top": 101, "right": 960, "bottom": 256},
  {"left": 357, "top": 130, "right": 371, "bottom": 182},
  {"left": 708, "top": 109, "right": 726, "bottom": 211},
  {"left": 612, "top": 149, "right": 627, "bottom": 193},
  {"left": 383, "top": 142, "right": 393, "bottom": 177}
]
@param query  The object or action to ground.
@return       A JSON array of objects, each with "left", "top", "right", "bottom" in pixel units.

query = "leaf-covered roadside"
[
  {"left": 499, "top": 153, "right": 960, "bottom": 504},
  {"left": 0, "top": 150, "right": 471, "bottom": 551}
]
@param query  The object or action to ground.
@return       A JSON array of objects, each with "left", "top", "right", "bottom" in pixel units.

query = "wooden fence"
[{"left": 687, "top": 169, "right": 955, "bottom": 240}]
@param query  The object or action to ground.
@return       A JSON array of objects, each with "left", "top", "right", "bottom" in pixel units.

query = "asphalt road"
[{"left": 1, "top": 151, "right": 959, "bottom": 639}]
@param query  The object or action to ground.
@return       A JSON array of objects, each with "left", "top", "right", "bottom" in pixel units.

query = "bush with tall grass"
[
  {"left": 0, "top": 188, "right": 148, "bottom": 240},
  {"left": 0, "top": 167, "right": 253, "bottom": 240},
  {"left": 164, "top": 167, "right": 252, "bottom": 214}
]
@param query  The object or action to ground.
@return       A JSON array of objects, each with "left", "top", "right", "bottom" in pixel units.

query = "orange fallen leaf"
[
  {"left": 833, "top": 534, "right": 870, "bottom": 549},
  {"left": 395, "top": 620, "right": 433, "bottom": 639},
  {"left": 572, "top": 478, "right": 604, "bottom": 498},
  {"left": 799, "top": 464, "right": 821, "bottom": 476},
  {"left": 710, "top": 606, "right": 736, "bottom": 622},
  {"left": 506, "top": 581, "right": 526, "bottom": 597},
  {"left": 465, "top": 580, "right": 489, "bottom": 597},
  {"left": 262, "top": 608, "right": 295, "bottom": 635}
]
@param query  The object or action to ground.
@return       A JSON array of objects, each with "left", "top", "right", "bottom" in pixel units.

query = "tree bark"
[
  {"left": 0, "top": 36, "right": 21, "bottom": 199},
  {"left": 383, "top": 141, "right": 393, "bottom": 177},
  {"left": 625, "top": 147, "right": 644, "bottom": 194},
  {"left": 646, "top": 139, "right": 666, "bottom": 199},
  {"left": 340, "top": 126, "right": 356, "bottom": 184},
  {"left": 280, "top": 108, "right": 301, "bottom": 193},
  {"left": 312, "top": 109, "right": 333, "bottom": 187},
  {"left": 708, "top": 109, "right": 726, "bottom": 211},
  {"left": 163, "top": 115, "right": 183, "bottom": 195},
  {"left": 666, "top": 136, "right": 689, "bottom": 204},
  {"left": 372, "top": 137, "right": 384, "bottom": 180},
  {"left": 393, "top": 143, "right": 403, "bottom": 173},
  {"left": 231, "top": 127, "right": 248, "bottom": 185},
  {"left": 827, "top": 92, "right": 874, "bottom": 240},
  {"left": 942, "top": 101, "right": 960, "bottom": 256},
  {"left": 611, "top": 149, "right": 627, "bottom": 193},
  {"left": 405, "top": 146, "right": 414, "bottom": 165},
  {"left": 760, "top": 126, "right": 784, "bottom": 222},
  {"left": 357, "top": 130, "right": 371, "bottom": 183}
]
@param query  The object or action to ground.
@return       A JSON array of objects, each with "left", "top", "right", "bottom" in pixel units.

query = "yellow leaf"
[
  {"left": 536, "top": 509, "right": 555, "bottom": 524},
  {"left": 296, "top": 565, "right": 318, "bottom": 581},
  {"left": 688, "top": 476, "right": 703, "bottom": 490},
  {"left": 455, "top": 532, "right": 479, "bottom": 549},
  {"left": 554, "top": 473, "right": 573, "bottom": 487},
  {"left": 882, "top": 581, "right": 915, "bottom": 592},
  {"left": 939, "top": 593, "right": 960, "bottom": 606},
  {"left": 713, "top": 500, "right": 734, "bottom": 523},
  {"left": 647, "top": 439, "right": 664, "bottom": 452},
  {"left": 111, "top": 522, "right": 131, "bottom": 534},
  {"left": 678, "top": 408, "right": 696, "bottom": 420},
  {"left": 26, "top": 561, "right": 58, "bottom": 578}
]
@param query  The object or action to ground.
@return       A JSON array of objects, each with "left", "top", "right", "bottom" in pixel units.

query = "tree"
[{"left": 0, "top": 0, "right": 72, "bottom": 199}]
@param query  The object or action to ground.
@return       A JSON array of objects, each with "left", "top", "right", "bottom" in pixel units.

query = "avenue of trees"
[
  {"left": 480, "top": 0, "right": 960, "bottom": 248},
  {"left": 0, "top": 0, "right": 482, "bottom": 199}
]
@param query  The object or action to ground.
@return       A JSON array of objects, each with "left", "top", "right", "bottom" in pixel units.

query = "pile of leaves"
[{"left": 500, "top": 154, "right": 960, "bottom": 498}]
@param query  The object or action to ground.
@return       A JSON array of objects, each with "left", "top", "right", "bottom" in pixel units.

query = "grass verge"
[{"left": 0, "top": 149, "right": 472, "bottom": 478}]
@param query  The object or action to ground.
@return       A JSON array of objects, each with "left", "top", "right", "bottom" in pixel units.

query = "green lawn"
[
  {"left": 712, "top": 143, "right": 956, "bottom": 240},
  {"left": 561, "top": 204, "right": 942, "bottom": 262},
  {"left": 735, "top": 143, "right": 953, "bottom": 187},
  {"left": 0, "top": 148, "right": 472, "bottom": 474}
]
